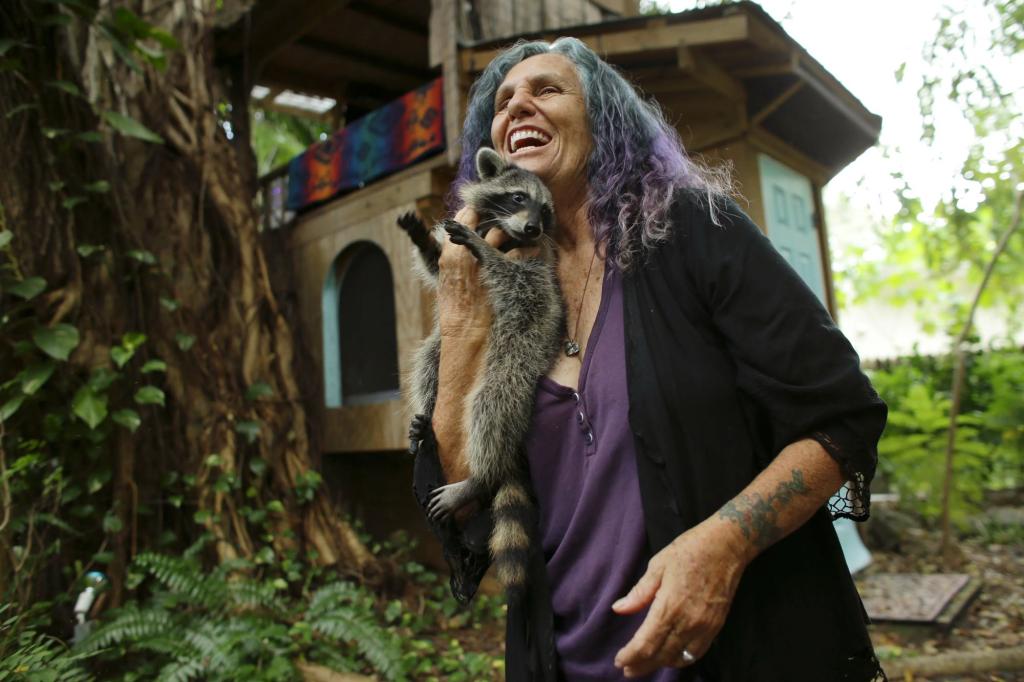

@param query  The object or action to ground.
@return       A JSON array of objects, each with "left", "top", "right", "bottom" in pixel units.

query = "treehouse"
[{"left": 218, "top": 0, "right": 881, "bottom": 553}]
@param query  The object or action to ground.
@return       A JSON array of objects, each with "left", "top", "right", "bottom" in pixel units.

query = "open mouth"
[{"left": 509, "top": 127, "right": 552, "bottom": 154}]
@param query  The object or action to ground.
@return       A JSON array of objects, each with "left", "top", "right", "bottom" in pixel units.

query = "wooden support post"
[{"left": 430, "top": 0, "right": 463, "bottom": 166}]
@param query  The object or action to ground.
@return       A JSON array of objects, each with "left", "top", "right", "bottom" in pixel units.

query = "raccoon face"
[{"left": 461, "top": 147, "right": 555, "bottom": 245}]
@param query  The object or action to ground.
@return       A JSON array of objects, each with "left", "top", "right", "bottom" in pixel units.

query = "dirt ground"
[{"left": 861, "top": 528, "right": 1024, "bottom": 682}]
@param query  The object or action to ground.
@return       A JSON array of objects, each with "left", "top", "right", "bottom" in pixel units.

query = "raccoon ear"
[{"left": 475, "top": 147, "right": 506, "bottom": 180}]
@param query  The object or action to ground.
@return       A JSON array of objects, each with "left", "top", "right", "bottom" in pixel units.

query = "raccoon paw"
[
  {"left": 442, "top": 219, "right": 477, "bottom": 247},
  {"left": 408, "top": 414, "right": 432, "bottom": 455},
  {"left": 427, "top": 481, "right": 473, "bottom": 523},
  {"left": 397, "top": 211, "right": 425, "bottom": 235}
]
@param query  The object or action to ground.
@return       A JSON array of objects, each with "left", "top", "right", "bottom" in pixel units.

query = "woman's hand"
[
  {"left": 612, "top": 517, "right": 753, "bottom": 678},
  {"left": 437, "top": 206, "right": 494, "bottom": 337}
]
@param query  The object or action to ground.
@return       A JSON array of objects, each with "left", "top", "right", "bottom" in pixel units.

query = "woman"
[{"left": 411, "top": 37, "right": 887, "bottom": 682}]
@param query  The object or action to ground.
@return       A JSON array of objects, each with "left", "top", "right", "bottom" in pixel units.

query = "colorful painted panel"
[{"left": 287, "top": 78, "right": 445, "bottom": 211}]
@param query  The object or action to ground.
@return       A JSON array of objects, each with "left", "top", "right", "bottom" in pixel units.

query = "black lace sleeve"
[{"left": 409, "top": 415, "right": 492, "bottom": 603}]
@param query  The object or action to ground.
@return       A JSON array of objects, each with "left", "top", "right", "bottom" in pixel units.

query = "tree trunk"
[{"left": 0, "top": 0, "right": 372, "bottom": 598}]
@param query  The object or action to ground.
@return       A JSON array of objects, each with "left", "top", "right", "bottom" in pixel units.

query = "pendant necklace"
[{"left": 564, "top": 249, "right": 598, "bottom": 357}]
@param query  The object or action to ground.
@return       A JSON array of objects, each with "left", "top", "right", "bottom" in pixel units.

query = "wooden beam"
[
  {"left": 792, "top": 59, "right": 881, "bottom": 142},
  {"left": 677, "top": 42, "right": 745, "bottom": 102},
  {"left": 750, "top": 79, "right": 804, "bottom": 126},
  {"left": 463, "top": 14, "right": 751, "bottom": 73},
  {"left": 294, "top": 38, "right": 433, "bottom": 81},
  {"left": 219, "top": 0, "right": 351, "bottom": 69},
  {"left": 280, "top": 43, "right": 423, "bottom": 92},
  {"left": 347, "top": 0, "right": 429, "bottom": 38},
  {"left": 733, "top": 52, "right": 798, "bottom": 78}
]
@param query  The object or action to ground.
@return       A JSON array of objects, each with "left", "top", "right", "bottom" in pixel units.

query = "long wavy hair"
[{"left": 452, "top": 37, "right": 731, "bottom": 270}]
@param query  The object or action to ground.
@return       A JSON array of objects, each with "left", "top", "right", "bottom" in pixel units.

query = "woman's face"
[{"left": 490, "top": 53, "right": 592, "bottom": 198}]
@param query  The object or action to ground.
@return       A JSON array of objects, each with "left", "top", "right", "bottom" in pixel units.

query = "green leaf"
[
  {"left": 205, "top": 453, "right": 222, "bottom": 467},
  {"left": 40, "top": 13, "right": 74, "bottom": 27},
  {"left": 0, "top": 231, "right": 10, "bottom": 249},
  {"left": 126, "top": 249, "right": 157, "bottom": 265},
  {"left": 5, "top": 103, "right": 37, "bottom": 119},
  {"left": 83, "top": 180, "right": 110, "bottom": 193},
  {"left": 7, "top": 276, "right": 47, "bottom": 300},
  {"left": 62, "top": 196, "right": 87, "bottom": 210},
  {"left": 72, "top": 385, "right": 108, "bottom": 429},
  {"left": 248, "top": 457, "right": 267, "bottom": 477},
  {"left": 110, "top": 346, "right": 133, "bottom": 368},
  {"left": 33, "top": 323, "right": 80, "bottom": 360},
  {"left": 88, "top": 368, "right": 117, "bottom": 392},
  {"left": 134, "top": 385, "right": 165, "bottom": 406},
  {"left": 48, "top": 180, "right": 66, "bottom": 192},
  {"left": 175, "top": 333, "right": 195, "bottom": 351},
  {"left": 102, "top": 513, "right": 123, "bottom": 534},
  {"left": 266, "top": 500, "right": 285, "bottom": 514},
  {"left": 0, "top": 395, "right": 25, "bottom": 421},
  {"left": 149, "top": 29, "right": 180, "bottom": 50},
  {"left": 45, "top": 80, "right": 81, "bottom": 97},
  {"left": 160, "top": 296, "right": 180, "bottom": 312},
  {"left": 0, "top": 39, "right": 26, "bottom": 57},
  {"left": 245, "top": 381, "right": 274, "bottom": 401},
  {"left": 122, "top": 332, "right": 146, "bottom": 350},
  {"left": 77, "top": 244, "right": 104, "bottom": 257},
  {"left": 43, "top": 127, "right": 70, "bottom": 139},
  {"left": 102, "top": 110, "right": 163, "bottom": 144},
  {"left": 234, "top": 420, "right": 260, "bottom": 444},
  {"left": 20, "top": 363, "right": 56, "bottom": 395},
  {"left": 112, "top": 7, "right": 151, "bottom": 39},
  {"left": 112, "top": 408, "right": 141, "bottom": 433},
  {"left": 141, "top": 359, "right": 166, "bottom": 373},
  {"left": 75, "top": 131, "right": 103, "bottom": 143}
]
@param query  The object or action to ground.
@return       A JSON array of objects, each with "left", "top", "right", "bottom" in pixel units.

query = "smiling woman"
[{"left": 413, "top": 37, "right": 889, "bottom": 682}]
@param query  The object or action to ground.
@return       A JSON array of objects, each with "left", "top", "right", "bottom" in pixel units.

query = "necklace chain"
[{"left": 564, "top": 249, "right": 598, "bottom": 357}]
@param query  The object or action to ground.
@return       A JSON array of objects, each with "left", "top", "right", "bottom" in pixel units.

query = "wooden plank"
[
  {"left": 749, "top": 126, "right": 832, "bottom": 186},
  {"left": 219, "top": 0, "right": 351, "bottom": 68},
  {"left": 463, "top": 14, "right": 750, "bottom": 72},
  {"left": 750, "top": 79, "right": 804, "bottom": 126},
  {"left": 677, "top": 43, "right": 745, "bottom": 102}
]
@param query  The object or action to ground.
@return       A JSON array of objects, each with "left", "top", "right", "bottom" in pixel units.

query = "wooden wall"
[{"left": 287, "top": 156, "right": 451, "bottom": 454}]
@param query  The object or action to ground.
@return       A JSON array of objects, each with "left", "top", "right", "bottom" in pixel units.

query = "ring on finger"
[{"left": 680, "top": 649, "right": 696, "bottom": 665}]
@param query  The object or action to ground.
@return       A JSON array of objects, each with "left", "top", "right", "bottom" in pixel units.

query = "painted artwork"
[{"left": 287, "top": 77, "right": 445, "bottom": 211}]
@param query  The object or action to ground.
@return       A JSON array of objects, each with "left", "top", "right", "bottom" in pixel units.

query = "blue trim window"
[{"left": 322, "top": 242, "right": 400, "bottom": 407}]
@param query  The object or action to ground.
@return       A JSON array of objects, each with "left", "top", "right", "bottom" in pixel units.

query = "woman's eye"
[{"left": 539, "top": 86, "right": 558, "bottom": 95}]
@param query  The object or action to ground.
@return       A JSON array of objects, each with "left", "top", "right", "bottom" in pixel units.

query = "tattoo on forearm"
[{"left": 717, "top": 469, "right": 810, "bottom": 551}]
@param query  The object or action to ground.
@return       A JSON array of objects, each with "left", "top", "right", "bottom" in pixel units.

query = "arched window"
[{"left": 322, "top": 242, "right": 400, "bottom": 407}]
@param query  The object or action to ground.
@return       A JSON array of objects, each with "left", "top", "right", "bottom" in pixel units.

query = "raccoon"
[{"left": 398, "top": 147, "right": 565, "bottom": 599}]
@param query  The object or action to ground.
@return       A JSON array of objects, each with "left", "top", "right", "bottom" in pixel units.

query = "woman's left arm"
[{"left": 613, "top": 436, "right": 844, "bottom": 677}]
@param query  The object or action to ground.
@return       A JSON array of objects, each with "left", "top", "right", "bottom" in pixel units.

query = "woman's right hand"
[{"left": 437, "top": 206, "right": 504, "bottom": 337}]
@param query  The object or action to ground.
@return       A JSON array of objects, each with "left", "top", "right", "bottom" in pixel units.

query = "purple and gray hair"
[{"left": 453, "top": 37, "right": 731, "bottom": 270}]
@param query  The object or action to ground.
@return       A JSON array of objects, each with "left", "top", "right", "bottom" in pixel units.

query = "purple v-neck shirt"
[{"left": 524, "top": 265, "right": 682, "bottom": 682}]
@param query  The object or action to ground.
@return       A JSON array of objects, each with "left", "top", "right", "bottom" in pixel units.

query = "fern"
[
  {"left": 310, "top": 612, "right": 405, "bottom": 680},
  {"left": 134, "top": 552, "right": 229, "bottom": 610},
  {"left": 77, "top": 603, "right": 174, "bottom": 653}
]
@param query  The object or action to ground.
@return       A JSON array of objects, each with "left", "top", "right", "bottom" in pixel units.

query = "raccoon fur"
[{"left": 398, "top": 147, "right": 564, "bottom": 600}]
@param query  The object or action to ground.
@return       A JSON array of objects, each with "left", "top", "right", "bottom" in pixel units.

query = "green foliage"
[
  {"left": 841, "top": 0, "right": 1024, "bottom": 334},
  {"left": 871, "top": 347, "right": 1024, "bottom": 523},
  {"left": 0, "top": 604, "right": 93, "bottom": 682},
  {"left": 250, "top": 107, "right": 330, "bottom": 176}
]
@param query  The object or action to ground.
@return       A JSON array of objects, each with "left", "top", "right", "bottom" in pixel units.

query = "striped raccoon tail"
[{"left": 489, "top": 480, "right": 534, "bottom": 602}]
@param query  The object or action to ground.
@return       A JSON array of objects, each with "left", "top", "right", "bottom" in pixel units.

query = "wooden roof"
[
  {"left": 219, "top": 1, "right": 880, "bottom": 179},
  {"left": 217, "top": 0, "right": 433, "bottom": 121},
  {"left": 462, "top": 1, "right": 880, "bottom": 178}
]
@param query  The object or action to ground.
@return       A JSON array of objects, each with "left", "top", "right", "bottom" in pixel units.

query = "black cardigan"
[{"left": 412, "top": 191, "right": 888, "bottom": 682}]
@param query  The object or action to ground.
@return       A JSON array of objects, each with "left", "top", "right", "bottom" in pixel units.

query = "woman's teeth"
[{"left": 511, "top": 129, "right": 551, "bottom": 152}]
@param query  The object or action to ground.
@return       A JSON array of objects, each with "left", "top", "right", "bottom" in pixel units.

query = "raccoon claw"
[
  {"left": 427, "top": 482, "right": 468, "bottom": 523},
  {"left": 397, "top": 211, "right": 425, "bottom": 235},
  {"left": 408, "top": 414, "right": 431, "bottom": 455},
  {"left": 442, "top": 220, "right": 475, "bottom": 246}
]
